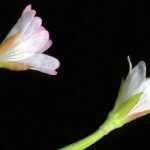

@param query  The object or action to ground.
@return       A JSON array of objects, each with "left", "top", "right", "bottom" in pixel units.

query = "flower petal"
[
  {"left": 116, "top": 60, "right": 146, "bottom": 108},
  {"left": 4, "top": 10, "right": 36, "bottom": 40},
  {"left": 18, "top": 53, "right": 60, "bottom": 75},
  {"left": 128, "top": 78, "right": 150, "bottom": 115},
  {"left": 1, "top": 29, "right": 49, "bottom": 61},
  {"left": 21, "top": 4, "right": 32, "bottom": 16},
  {"left": 31, "top": 68, "right": 57, "bottom": 75},
  {"left": 20, "top": 17, "right": 42, "bottom": 40},
  {"left": 37, "top": 40, "right": 52, "bottom": 53}
]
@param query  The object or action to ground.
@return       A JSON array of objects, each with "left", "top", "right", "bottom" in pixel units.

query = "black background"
[{"left": 1, "top": 0, "right": 150, "bottom": 150}]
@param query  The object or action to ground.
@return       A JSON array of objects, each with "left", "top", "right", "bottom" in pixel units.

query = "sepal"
[
  {"left": 0, "top": 32, "right": 20, "bottom": 56},
  {"left": 113, "top": 78, "right": 124, "bottom": 110},
  {"left": 109, "top": 92, "right": 143, "bottom": 128}
]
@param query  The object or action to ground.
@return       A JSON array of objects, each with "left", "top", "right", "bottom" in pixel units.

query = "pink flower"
[{"left": 0, "top": 4, "right": 60, "bottom": 75}]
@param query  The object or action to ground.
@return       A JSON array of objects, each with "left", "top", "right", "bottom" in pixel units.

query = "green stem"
[{"left": 59, "top": 115, "right": 118, "bottom": 150}]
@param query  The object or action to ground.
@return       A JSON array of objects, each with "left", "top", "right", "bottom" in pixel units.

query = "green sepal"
[
  {"left": 113, "top": 78, "right": 124, "bottom": 110},
  {"left": 108, "top": 92, "right": 143, "bottom": 128}
]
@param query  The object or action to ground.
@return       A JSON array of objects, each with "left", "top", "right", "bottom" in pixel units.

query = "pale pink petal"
[
  {"left": 20, "top": 17, "right": 42, "bottom": 40},
  {"left": 38, "top": 26, "right": 45, "bottom": 31},
  {"left": 0, "top": 53, "right": 35, "bottom": 61},
  {"left": 20, "top": 53, "right": 60, "bottom": 70},
  {"left": 5, "top": 10, "right": 36, "bottom": 40},
  {"left": 31, "top": 68, "right": 57, "bottom": 75},
  {"left": 18, "top": 53, "right": 60, "bottom": 75},
  {"left": 1, "top": 30, "right": 49, "bottom": 61},
  {"left": 37, "top": 40, "right": 52, "bottom": 53},
  {"left": 21, "top": 5, "right": 32, "bottom": 16}
]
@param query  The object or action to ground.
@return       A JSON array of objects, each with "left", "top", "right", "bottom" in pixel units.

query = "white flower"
[
  {"left": 114, "top": 56, "right": 150, "bottom": 119},
  {"left": 58, "top": 57, "right": 150, "bottom": 150},
  {"left": 0, "top": 4, "right": 60, "bottom": 75}
]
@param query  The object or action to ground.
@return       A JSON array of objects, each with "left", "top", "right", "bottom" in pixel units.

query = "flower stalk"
[{"left": 59, "top": 116, "right": 117, "bottom": 150}]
